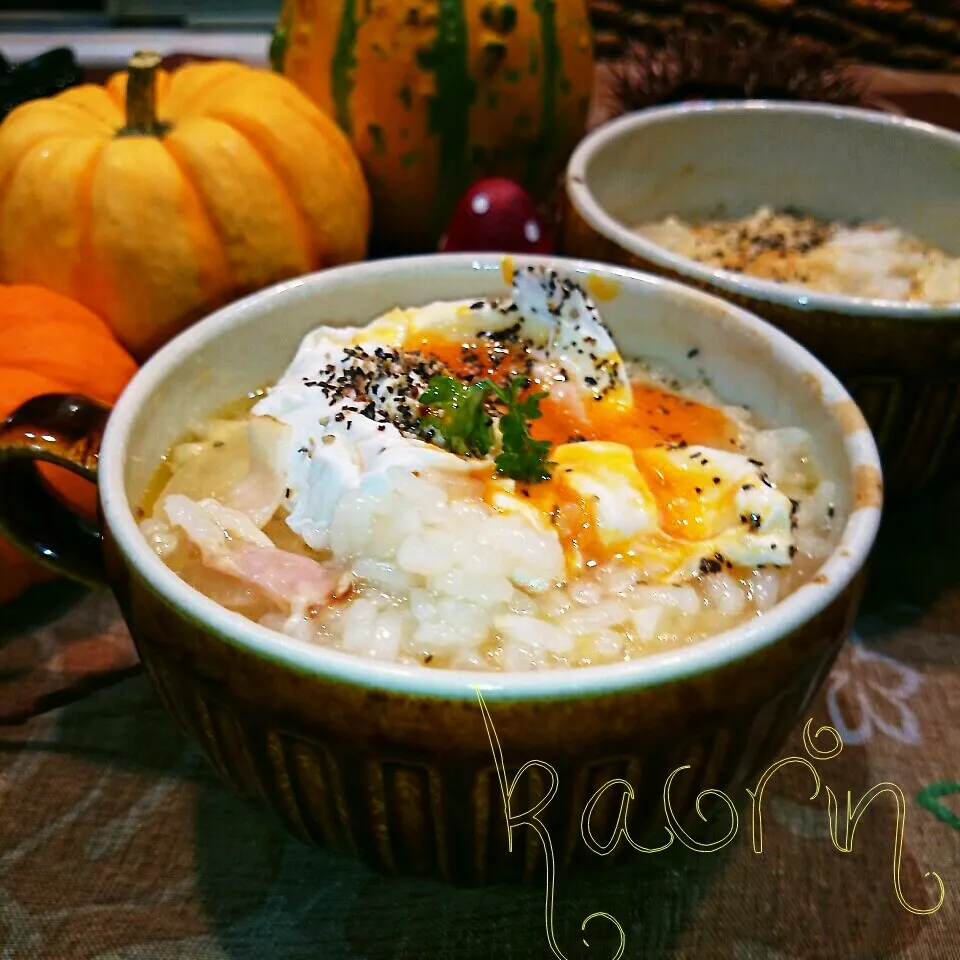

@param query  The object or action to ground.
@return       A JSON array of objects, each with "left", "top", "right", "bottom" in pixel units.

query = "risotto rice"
[{"left": 635, "top": 206, "right": 960, "bottom": 304}]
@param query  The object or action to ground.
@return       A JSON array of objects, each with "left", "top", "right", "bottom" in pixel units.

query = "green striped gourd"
[{"left": 273, "top": 0, "right": 595, "bottom": 253}]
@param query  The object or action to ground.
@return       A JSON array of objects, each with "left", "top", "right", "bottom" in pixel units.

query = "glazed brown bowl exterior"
[
  {"left": 564, "top": 101, "right": 960, "bottom": 500},
  {"left": 0, "top": 255, "right": 882, "bottom": 885}
]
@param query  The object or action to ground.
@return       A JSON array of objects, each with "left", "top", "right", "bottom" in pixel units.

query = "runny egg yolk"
[
  {"left": 533, "top": 384, "right": 739, "bottom": 452},
  {"left": 403, "top": 333, "right": 526, "bottom": 384},
  {"left": 407, "top": 332, "right": 747, "bottom": 574},
  {"left": 405, "top": 333, "right": 739, "bottom": 452},
  {"left": 635, "top": 447, "right": 743, "bottom": 542}
]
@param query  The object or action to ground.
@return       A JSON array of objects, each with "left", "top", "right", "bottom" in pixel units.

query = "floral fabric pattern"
[{"left": 825, "top": 635, "right": 924, "bottom": 746}]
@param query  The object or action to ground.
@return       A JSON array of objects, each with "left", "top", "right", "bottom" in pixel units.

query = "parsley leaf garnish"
[
  {"left": 484, "top": 377, "right": 554, "bottom": 483},
  {"left": 416, "top": 374, "right": 553, "bottom": 483},
  {"left": 417, "top": 375, "right": 494, "bottom": 457}
]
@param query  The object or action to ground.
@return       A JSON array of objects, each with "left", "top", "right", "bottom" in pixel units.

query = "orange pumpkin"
[
  {"left": 0, "top": 52, "right": 371, "bottom": 360},
  {"left": 0, "top": 285, "right": 138, "bottom": 604}
]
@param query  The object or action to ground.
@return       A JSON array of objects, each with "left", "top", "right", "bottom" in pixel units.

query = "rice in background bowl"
[{"left": 635, "top": 206, "right": 960, "bottom": 305}]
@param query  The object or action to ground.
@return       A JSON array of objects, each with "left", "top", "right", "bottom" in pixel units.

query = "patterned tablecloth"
[{"left": 0, "top": 478, "right": 958, "bottom": 960}]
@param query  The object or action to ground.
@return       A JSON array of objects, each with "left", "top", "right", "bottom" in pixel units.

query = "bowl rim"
[
  {"left": 567, "top": 99, "right": 960, "bottom": 320},
  {"left": 100, "top": 253, "right": 883, "bottom": 703}
]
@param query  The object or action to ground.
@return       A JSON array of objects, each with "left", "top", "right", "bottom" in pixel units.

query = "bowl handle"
[{"left": 0, "top": 393, "right": 110, "bottom": 588}]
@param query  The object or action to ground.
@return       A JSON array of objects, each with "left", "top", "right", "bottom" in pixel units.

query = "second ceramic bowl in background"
[{"left": 564, "top": 101, "right": 960, "bottom": 499}]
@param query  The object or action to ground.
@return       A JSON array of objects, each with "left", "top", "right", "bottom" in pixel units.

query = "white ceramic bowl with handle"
[{"left": 0, "top": 253, "right": 882, "bottom": 883}]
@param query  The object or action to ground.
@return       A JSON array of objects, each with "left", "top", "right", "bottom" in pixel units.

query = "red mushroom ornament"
[{"left": 438, "top": 178, "right": 555, "bottom": 254}]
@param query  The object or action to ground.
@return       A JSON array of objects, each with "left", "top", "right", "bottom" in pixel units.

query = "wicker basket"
[{"left": 588, "top": 0, "right": 960, "bottom": 72}]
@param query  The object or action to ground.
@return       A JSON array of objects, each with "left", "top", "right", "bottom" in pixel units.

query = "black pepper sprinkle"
[
  {"left": 827, "top": 505, "right": 836, "bottom": 518},
  {"left": 687, "top": 347, "right": 700, "bottom": 358},
  {"left": 712, "top": 476, "right": 721, "bottom": 484},
  {"left": 695, "top": 486, "right": 702, "bottom": 494},
  {"left": 789, "top": 545, "right": 797, "bottom": 558}
]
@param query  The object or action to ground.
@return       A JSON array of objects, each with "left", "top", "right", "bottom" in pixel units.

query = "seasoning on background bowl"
[
  {"left": 563, "top": 101, "right": 960, "bottom": 499},
  {"left": 0, "top": 254, "right": 881, "bottom": 883}
]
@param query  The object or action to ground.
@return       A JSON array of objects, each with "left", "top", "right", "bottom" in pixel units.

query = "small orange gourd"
[
  {"left": 0, "top": 285, "right": 138, "bottom": 604},
  {"left": 0, "top": 52, "right": 370, "bottom": 360}
]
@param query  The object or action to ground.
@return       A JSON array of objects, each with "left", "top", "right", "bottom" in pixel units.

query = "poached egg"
[{"left": 252, "top": 264, "right": 799, "bottom": 586}]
